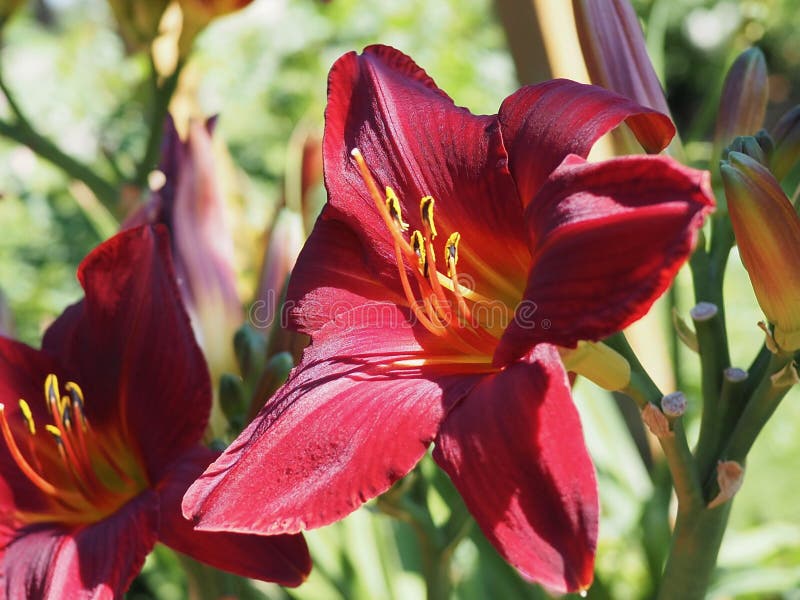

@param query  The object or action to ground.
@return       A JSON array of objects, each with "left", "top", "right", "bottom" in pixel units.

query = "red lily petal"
[
  {"left": 158, "top": 446, "right": 311, "bottom": 586},
  {"left": 324, "top": 45, "right": 529, "bottom": 303},
  {"left": 495, "top": 155, "right": 712, "bottom": 363},
  {"left": 498, "top": 79, "right": 676, "bottom": 207},
  {"left": 285, "top": 209, "right": 407, "bottom": 337},
  {"left": 183, "top": 320, "right": 482, "bottom": 535},
  {"left": 433, "top": 345, "right": 597, "bottom": 593},
  {"left": 2, "top": 491, "right": 159, "bottom": 599},
  {"left": 40, "top": 226, "right": 210, "bottom": 482}
]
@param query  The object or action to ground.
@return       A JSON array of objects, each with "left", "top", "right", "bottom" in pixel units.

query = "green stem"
[
  {"left": 133, "top": 57, "right": 184, "bottom": 186},
  {"left": 692, "top": 304, "right": 732, "bottom": 486},
  {"left": 376, "top": 465, "right": 457, "bottom": 600},
  {"left": 0, "top": 67, "right": 119, "bottom": 207},
  {"left": 723, "top": 350, "right": 795, "bottom": 464},
  {"left": 656, "top": 503, "right": 732, "bottom": 600},
  {"left": 606, "top": 332, "right": 703, "bottom": 506}
]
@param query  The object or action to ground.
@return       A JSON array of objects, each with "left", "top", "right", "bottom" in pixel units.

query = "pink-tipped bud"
[
  {"left": 770, "top": 105, "right": 800, "bottom": 181},
  {"left": 721, "top": 151, "right": 800, "bottom": 351},
  {"left": 253, "top": 208, "right": 305, "bottom": 340},
  {"left": 124, "top": 115, "right": 243, "bottom": 377},
  {"left": 572, "top": 0, "right": 670, "bottom": 117},
  {"left": 714, "top": 48, "right": 768, "bottom": 157}
]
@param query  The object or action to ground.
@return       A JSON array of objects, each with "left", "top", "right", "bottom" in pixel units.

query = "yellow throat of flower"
[
  {"left": 351, "top": 148, "right": 505, "bottom": 366},
  {"left": 0, "top": 374, "right": 149, "bottom": 525}
]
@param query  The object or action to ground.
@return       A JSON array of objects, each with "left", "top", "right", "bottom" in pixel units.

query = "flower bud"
[
  {"left": 770, "top": 105, "right": 800, "bottom": 181},
  {"left": 572, "top": 0, "right": 670, "bottom": 117},
  {"left": 559, "top": 341, "right": 631, "bottom": 391},
  {"left": 124, "top": 115, "right": 243, "bottom": 378},
  {"left": 178, "top": 0, "right": 253, "bottom": 53},
  {"left": 713, "top": 48, "right": 768, "bottom": 158},
  {"left": 721, "top": 151, "right": 800, "bottom": 350},
  {"left": 106, "top": 0, "right": 170, "bottom": 52},
  {"left": 254, "top": 209, "right": 305, "bottom": 334},
  {"left": 724, "top": 135, "right": 769, "bottom": 167}
]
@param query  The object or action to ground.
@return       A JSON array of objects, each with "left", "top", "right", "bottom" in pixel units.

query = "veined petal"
[
  {"left": 722, "top": 152, "right": 800, "bottom": 350},
  {"left": 498, "top": 79, "right": 675, "bottom": 207},
  {"left": 713, "top": 48, "right": 769, "bottom": 156},
  {"left": 573, "top": 0, "right": 671, "bottom": 117},
  {"left": 285, "top": 210, "right": 408, "bottom": 337},
  {"left": 40, "top": 226, "right": 210, "bottom": 482},
  {"left": 158, "top": 446, "right": 311, "bottom": 586},
  {"left": 324, "top": 45, "right": 529, "bottom": 301},
  {"left": 2, "top": 491, "right": 159, "bottom": 599},
  {"left": 496, "top": 155, "right": 713, "bottom": 363},
  {"left": 183, "top": 321, "right": 482, "bottom": 535},
  {"left": 433, "top": 345, "right": 597, "bottom": 593}
]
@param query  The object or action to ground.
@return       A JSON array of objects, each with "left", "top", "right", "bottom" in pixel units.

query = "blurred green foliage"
[{"left": 2, "top": 0, "right": 800, "bottom": 598}]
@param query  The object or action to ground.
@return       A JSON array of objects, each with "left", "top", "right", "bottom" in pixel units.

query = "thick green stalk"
[
  {"left": 656, "top": 503, "right": 732, "bottom": 600},
  {"left": 691, "top": 304, "right": 732, "bottom": 485}
]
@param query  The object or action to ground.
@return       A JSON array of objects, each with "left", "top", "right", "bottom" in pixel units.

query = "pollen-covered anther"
[
  {"left": 385, "top": 187, "right": 409, "bottom": 232},
  {"left": 19, "top": 399, "right": 35, "bottom": 435},
  {"left": 445, "top": 232, "right": 461, "bottom": 278},
  {"left": 420, "top": 196, "right": 438, "bottom": 240},
  {"left": 410, "top": 230, "right": 428, "bottom": 276}
]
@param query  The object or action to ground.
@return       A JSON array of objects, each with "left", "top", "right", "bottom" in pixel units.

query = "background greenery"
[{"left": 1, "top": 0, "right": 800, "bottom": 598}]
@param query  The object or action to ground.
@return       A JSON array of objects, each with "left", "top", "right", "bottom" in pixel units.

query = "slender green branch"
[
  {"left": 133, "top": 57, "right": 184, "bottom": 186},
  {"left": 656, "top": 503, "right": 733, "bottom": 600},
  {"left": 606, "top": 332, "right": 703, "bottom": 506},
  {"left": 0, "top": 118, "right": 118, "bottom": 206},
  {"left": 691, "top": 303, "right": 732, "bottom": 486},
  {"left": 0, "top": 67, "right": 118, "bottom": 206},
  {"left": 660, "top": 418, "right": 703, "bottom": 508},
  {"left": 723, "top": 350, "right": 795, "bottom": 464}
]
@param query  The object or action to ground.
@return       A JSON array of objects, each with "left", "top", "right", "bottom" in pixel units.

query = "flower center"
[
  {"left": 351, "top": 148, "right": 502, "bottom": 361},
  {"left": 0, "top": 374, "right": 148, "bottom": 525}
]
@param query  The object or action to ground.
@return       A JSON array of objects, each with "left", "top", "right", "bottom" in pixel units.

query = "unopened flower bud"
[
  {"left": 721, "top": 152, "right": 800, "bottom": 351},
  {"left": 124, "top": 115, "right": 243, "bottom": 379},
  {"left": 770, "top": 105, "right": 800, "bottom": 181},
  {"left": 714, "top": 48, "right": 768, "bottom": 158},
  {"left": 219, "top": 373, "right": 247, "bottom": 424},
  {"left": 233, "top": 325, "right": 268, "bottom": 381},
  {"left": 178, "top": 0, "right": 253, "bottom": 54},
  {"left": 558, "top": 341, "right": 631, "bottom": 391},
  {"left": 106, "top": 0, "right": 170, "bottom": 52},
  {"left": 724, "top": 135, "right": 769, "bottom": 167},
  {"left": 572, "top": 0, "right": 670, "bottom": 117}
]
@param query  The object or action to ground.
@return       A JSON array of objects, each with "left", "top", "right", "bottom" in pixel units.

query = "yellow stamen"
[
  {"left": 445, "top": 232, "right": 461, "bottom": 278},
  {"left": 420, "top": 196, "right": 438, "bottom": 240},
  {"left": 385, "top": 187, "right": 409, "bottom": 232},
  {"left": 410, "top": 230, "right": 427, "bottom": 275},
  {"left": 19, "top": 399, "right": 35, "bottom": 435},
  {"left": 65, "top": 382, "right": 87, "bottom": 432},
  {"left": 0, "top": 404, "right": 65, "bottom": 498}
]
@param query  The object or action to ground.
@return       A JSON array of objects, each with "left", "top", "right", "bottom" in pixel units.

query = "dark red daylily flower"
[
  {"left": 183, "top": 46, "right": 713, "bottom": 593},
  {"left": 0, "top": 226, "right": 310, "bottom": 598}
]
